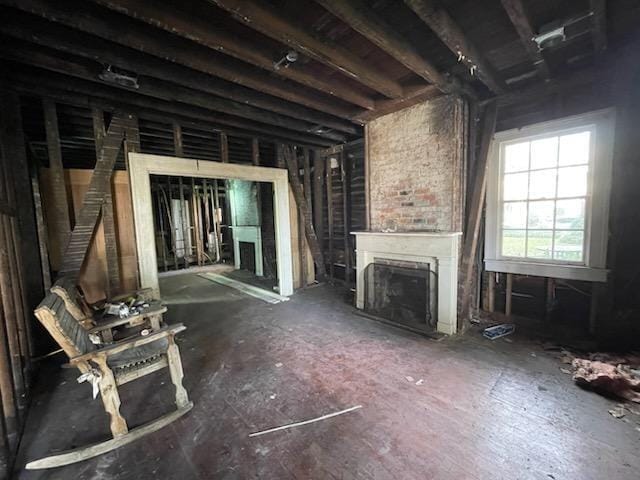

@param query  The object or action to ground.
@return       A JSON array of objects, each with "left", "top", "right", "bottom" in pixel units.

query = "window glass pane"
[
  {"left": 503, "top": 172, "right": 528, "bottom": 200},
  {"left": 504, "top": 142, "right": 529, "bottom": 172},
  {"left": 555, "top": 199, "right": 585, "bottom": 229},
  {"left": 557, "top": 166, "right": 588, "bottom": 198},
  {"left": 553, "top": 231, "right": 584, "bottom": 262},
  {"left": 526, "top": 230, "right": 553, "bottom": 259},
  {"left": 503, "top": 202, "right": 527, "bottom": 228},
  {"left": 502, "top": 230, "right": 526, "bottom": 257},
  {"left": 530, "top": 136, "right": 558, "bottom": 169},
  {"left": 528, "top": 169, "right": 556, "bottom": 199},
  {"left": 559, "top": 131, "right": 590, "bottom": 166},
  {"left": 528, "top": 200, "right": 555, "bottom": 228}
]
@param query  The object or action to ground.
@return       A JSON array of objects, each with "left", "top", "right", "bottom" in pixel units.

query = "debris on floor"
[
  {"left": 415, "top": 379, "right": 424, "bottom": 386},
  {"left": 405, "top": 376, "right": 415, "bottom": 382},
  {"left": 482, "top": 324, "right": 515, "bottom": 340},
  {"left": 572, "top": 358, "right": 640, "bottom": 403}
]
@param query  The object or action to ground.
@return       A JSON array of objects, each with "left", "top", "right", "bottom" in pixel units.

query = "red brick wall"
[{"left": 366, "top": 95, "right": 466, "bottom": 232}]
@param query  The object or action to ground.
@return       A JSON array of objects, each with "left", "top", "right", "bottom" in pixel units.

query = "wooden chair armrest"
[
  {"left": 71, "top": 324, "right": 186, "bottom": 364},
  {"left": 88, "top": 304, "right": 168, "bottom": 333}
]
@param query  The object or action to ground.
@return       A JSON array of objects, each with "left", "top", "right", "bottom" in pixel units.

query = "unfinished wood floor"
[{"left": 15, "top": 274, "right": 640, "bottom": 479}]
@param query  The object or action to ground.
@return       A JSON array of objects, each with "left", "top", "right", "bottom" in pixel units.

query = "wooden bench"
[{"left": 29, "top": 292, "right": 192, "bottom": 469}]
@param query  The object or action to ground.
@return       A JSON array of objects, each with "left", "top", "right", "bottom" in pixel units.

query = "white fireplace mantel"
[{"left": 352, "top": 231, "right": 462, "bottom": 335}]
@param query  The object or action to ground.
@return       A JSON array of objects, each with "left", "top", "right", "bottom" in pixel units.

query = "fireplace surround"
[{"left": 352, "top": 231, "right": 462, "bottom": 335}]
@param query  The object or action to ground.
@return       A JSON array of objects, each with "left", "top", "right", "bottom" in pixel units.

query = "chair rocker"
[{"left": 29, "top": 293, "right": 192, "bottom": 470}]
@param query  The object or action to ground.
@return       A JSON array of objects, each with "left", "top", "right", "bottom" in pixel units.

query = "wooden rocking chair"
[
  {"left": 51, "top": 276, "right": 166, "bottom": 342},
  {"left": 29, "top": 293, "right": 193, "bottom": 469}
]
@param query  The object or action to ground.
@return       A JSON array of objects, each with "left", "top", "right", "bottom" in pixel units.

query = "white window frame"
[{"left": 484, "top": 108, "right": 615, "bottom": 282}]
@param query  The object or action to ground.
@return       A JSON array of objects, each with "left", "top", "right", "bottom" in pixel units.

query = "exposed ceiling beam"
[
  {"left": 206, "top": 0, "right": 405, "bottom": 98},
  {"left": 2, "top": 0, "right": 374, "bottom": 111},
  {"left": 402, "top": 0, "right": 507, "bottom": 94},
  {"left": 590, "top": 0, "right": 607, "bottom": 56},
  {"left": 0, "top": 42, "right": 348, "bottom": 143},
  {"left": 314, "top": 0, "right": 455, "bottom": 94},
  {"left": 0, "top": 14, "right": 359, "bottom": 135},
  {"left": 89, "top": 0, "right": 377, "bottom": 109},
  {"left": 4, "top": 64, "right": 337, "bottom": 147},
  {"left": 500, "top": 0, "right": 551, "bottom": 80}
]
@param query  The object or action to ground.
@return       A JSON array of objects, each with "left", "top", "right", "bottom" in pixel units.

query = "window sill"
[{"left": 484, "top": 258, "right": 608, "bottom": 282}]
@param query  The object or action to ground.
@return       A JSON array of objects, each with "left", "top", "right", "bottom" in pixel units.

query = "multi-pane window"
[{"left": 499, "top": 128, "right": 592, "bottom": 264}]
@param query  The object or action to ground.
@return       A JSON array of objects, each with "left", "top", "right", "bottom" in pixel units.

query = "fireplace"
[
  {"left": 364, "top": 259, "right": 436, "bottom": 333},
  {"left": 352, "top": 231, "right": 462, "bottom": 335}
]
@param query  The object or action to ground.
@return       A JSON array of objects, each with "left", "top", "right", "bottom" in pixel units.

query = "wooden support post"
[
  {"left": 488, "top": 272, "right": 496, "bottom": 313},
  {"left": 276, "top": 143, "right": 285, "bottom": 168},
  {"left": 203, "top": 179, "right": 211, "bottom": 260},
  {"left": 191, "top": 178, "right": 203, "bottom": 266},
  {"left": 283, "top": 146, "right": 326, "bottom": 281},
  {"left": 31, "top": 169, "right": 51, "bottom": 290},
  {"left": 156, "top": 186, "right": 168, "bottom": 272},
  {"left": 178, "top": 177, "right": 189, "bottom": 269},
  {"left": 92, "top": 108, "right": 120, "bottom": 295},
  {"left": 459, "top": 101, "right": 498, "bottom": 325},
  {"left": 164, "top": 177, "right": 178, "bottom": 270},
  {"left": 43, "top": 99, "right": 71, "bottom": 261},
  {"left": 220, "top": 132, "right": 229, "bottom": 163},
  {"left": 173, "top": 123, "right": 184, "bottom": 157},
  {"left": 303, "top": 148, "right": 312, "bottom": 282},
  {"left": 291, "top": 150, "right": 307, "bottom": 286},
  {"left": 326, "top": 156, "right": 335, "bottom": 281},
  {"left": 341, "top": 152, "right": 352, "bottom": 285},
  {"left": 312, "top": 150, "right": 325, "bottom": 257},
  {"left": 505, "top": 273, "right": 513, "bottom": 316},
  {"left": 251, "top": 138, "right": 260, "bottom": 166}
]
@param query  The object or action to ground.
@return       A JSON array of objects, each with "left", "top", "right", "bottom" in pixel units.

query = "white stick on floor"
[{"left": 249, "top": 405, "right": 363, "bottom": 438}]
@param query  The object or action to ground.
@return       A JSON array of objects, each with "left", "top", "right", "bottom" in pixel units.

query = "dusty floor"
[{"left": 14, "top": 274, "right": 640, "bottom": 479}]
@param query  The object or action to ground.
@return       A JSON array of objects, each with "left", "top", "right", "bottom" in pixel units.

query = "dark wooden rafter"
[
  {"left": 0, "top": 42, "right": 347, "bottom": 144},
  {"left": 283, "top": 145, "right": 326, "bottom": 281},
  {"left": 42, "top": 99, "right": 71, "bottom": 259},
  {"left": 59, "top": 113, "right": 132, "bottom": 277},
  {"left": 0, "top": 15, "right": 359, "bottom": 134},
  {"left": 459, "top": 100, "right": 498, "bottom": 324},
  {"left": 92, "top": 108, "right": 120, "bottom": 294},
  {"left": 87, "top": 0, "right": 376, "bottom": 109},
  {"left": 590, "top": 0, "right": 607, "bottom": 56},
  {"left": 207, "top": 0, "right": 404, "bottom": 99},
  {"left": 500, "top": 0, "right": 550, "bottom": 80},
  {"left": 315, "top": 0, "right": 457, "bottom": 94},
  {"left": 1, "top": 0, "right": 361, "bottom": 119},
  {"left": 5, "top": 67, "right": 336, "bottom": 148},
  {"left": 402, "top": 0, "right": 507, "bottom": 94}
]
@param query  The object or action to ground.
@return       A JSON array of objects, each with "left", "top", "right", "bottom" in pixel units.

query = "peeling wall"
[{"left": 366, "top": 95, "right": 466, "bottom": 233}]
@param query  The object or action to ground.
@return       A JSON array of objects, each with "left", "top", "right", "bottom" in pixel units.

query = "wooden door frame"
[{"left": 128, "top": 153, "right": 294, "bottom": 296}]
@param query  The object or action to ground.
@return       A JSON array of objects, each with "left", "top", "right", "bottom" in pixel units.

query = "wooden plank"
[
  {"left": 85, "top": 0, "right": 376, "bottom": 109},
  {"left": 315, "top": 0, "right": 455, "bottom": 93},
  {"left": 312, "top": 150, "right": 325, "bottom": 256},
  {"left": 403, "top": 0, "right": 506, "bottom": 94},
  {"left": 43, "top": 99, "right": 71, "bottom": 261},
  {"left": 207, "top": 0, "right": 403, "bottom": 98},
  {"left": 0, "top": 15, "right": 359, "bottom": 133},
  {"left": 93, "top": 108, "right": 120, "bottom": 294},
  {"left": 500, "top": 0, "right": 550, "bottom": 79},
  {"left": 251, "top": 138, "right": 260, "bottom": 166},
  {"left": 459, "top": 101, "right": 498, "bottom": 324},
  {"left": 31, "top": 169, "right": 51, "bottom": 289},
  {"left": 283, "top": 146, "right": 326, "bottom": 280},
  {"left": 59, "top": 114, "right": 129, "bottom": 276},
  {"left": 173, "top": 124, "right": 184, "bottom": 157},
  {"left": 326, "top": 157, "right": 334, "bottom": 280},
  {"left": 220, "top": 133, "right": 229, "bottom": 163},
  {"left": 341, "top": 152, "right": 352, "bottom": 284}
]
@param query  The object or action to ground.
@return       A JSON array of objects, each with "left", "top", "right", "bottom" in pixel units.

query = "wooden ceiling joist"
[
  {"left": 314, "top": 0, "right": 452, "bottom": 94},
  {"left": 206, "top": 0, "right": 405, "bottom": 98},
  {"left": 402, "top": 0, "right": 507, "bottom": 94},
  {"left": 0, "top": 43, "right": 347, "bottom": 144},
  {"left": 0, "top": 18, "right": 358, "bottom": 135},
  {"left": 1, "top": 0, "right": 371, "bottom": 114},
  {"left": 88, "top": 0, "right": 377, "bottom": 109},
  {"left": 500, "top": 0, "right": 551, "bottom": 80},
  {"left": 6, "top": 68, "right": 336, "bottom": 148}
]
